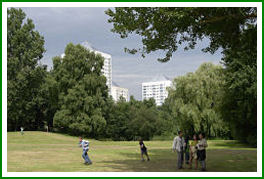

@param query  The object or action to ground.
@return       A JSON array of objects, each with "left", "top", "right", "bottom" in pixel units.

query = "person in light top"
[
  {"left": 196, "top": 133, "right": 208, "bottom": 171},
  {"left": 172, "top": 131, "right": 185, "bottom": 169},
  {"left": 189, "top": 134, "right": 198, "bottom": 169},
  {"left": 79, "top": 137, "right": 92, "bottom": 165},
  {"left": 20, "top": 127, "right": 24, "bottom": 135}
]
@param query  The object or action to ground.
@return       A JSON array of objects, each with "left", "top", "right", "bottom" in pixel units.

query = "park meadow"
[{"left": 7, "top": 131, "right": 256, "bottom": 172}]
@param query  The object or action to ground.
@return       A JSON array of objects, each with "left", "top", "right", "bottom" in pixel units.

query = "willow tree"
[{"left": 166, "top": 63, "right": 229, "bottom": 138}]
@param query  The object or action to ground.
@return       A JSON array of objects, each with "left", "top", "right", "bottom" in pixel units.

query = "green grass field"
[{"left": 7, "top": 131, "right": 257, "bottom": 172}]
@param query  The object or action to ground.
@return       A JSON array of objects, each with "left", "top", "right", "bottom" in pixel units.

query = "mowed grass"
[{"left": 7, "top": 131, "right": 256, "bottom": 172}]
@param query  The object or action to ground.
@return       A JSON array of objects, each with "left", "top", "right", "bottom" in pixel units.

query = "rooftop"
[
  {"left": 81, "top": 41, "right": 111, "bottom": 59},
  {"left": 112, "top": 81, "right": 120, "bottom": 87},
  {"left": 144, "top": 74, "right": 171, "bottom": 83}
]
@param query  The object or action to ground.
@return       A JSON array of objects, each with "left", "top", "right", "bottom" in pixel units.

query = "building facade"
[
  {"left": 142, "top": 75, "right": 172, "bottom": 106},
  {"left": 111, "top": 82, "right": 129, "bottom": 102},
  {"left": 81, "top": 42, "right": 112, "bottom": 94}
]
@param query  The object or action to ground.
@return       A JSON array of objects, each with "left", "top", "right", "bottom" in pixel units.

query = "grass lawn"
[{"left": 7, "top": 131, "right": 257, "bottom": 172}]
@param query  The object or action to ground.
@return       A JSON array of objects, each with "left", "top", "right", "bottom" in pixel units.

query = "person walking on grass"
[
  {"left": 189, "top": 134, "right": 198, "bottom": 170},
  {"left": 197, "top": 133, "right": 208, "bottom": 171},
  {"left": 172, "top": 131, "right": 184, "bottom": 169},
  {"left": 79, "top": 137, "right": 92, "bottom": 165},
  {"left": 139, "top": 139, "right": 150, "bottom": 161}
]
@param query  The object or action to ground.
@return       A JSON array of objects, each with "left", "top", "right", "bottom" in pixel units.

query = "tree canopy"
[
  {"left": 220, "top": 27, "right": 257, "bottom": 146},
  {"left": 52, "top": 43, "right": 109, "bottom": 137},
  {"left": 166, "top": 63, "right": 230, "bottom": 138},
  {"left": 7, "top": 8, "right": 47, "bottom": 131},
  {"left": 106, "top": 7, "right": 256, "bottom": 62}
]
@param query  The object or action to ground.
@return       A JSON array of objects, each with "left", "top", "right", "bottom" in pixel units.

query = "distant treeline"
[{"left": 7, "top": 8, "right": 257, "bottom": 146}]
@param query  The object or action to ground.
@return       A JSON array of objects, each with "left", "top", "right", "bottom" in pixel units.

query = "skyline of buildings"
[{"left": 66, "top": 41, "right": 172, "bottom": 105}]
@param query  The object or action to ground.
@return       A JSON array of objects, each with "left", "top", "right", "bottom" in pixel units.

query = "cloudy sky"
[{"left": 20, "top": 7, "right": 222, "bottom": 100}]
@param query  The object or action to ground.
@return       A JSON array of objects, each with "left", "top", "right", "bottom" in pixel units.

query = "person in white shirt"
[
  {"left": 172, "top": 131, "right": 185, "bottom": 169},
  {"left": 197, "top": 133, "right": 208, "bottom": 171},
  {"left": 79, "top": 137, "right": 92, "bottom": 165},
  {"left": 20, "top": 127, "right": 24, "bottom": 135}
]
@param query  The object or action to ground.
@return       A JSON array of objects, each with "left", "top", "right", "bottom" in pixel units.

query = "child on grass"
[
  {"left": 139, "top": 139, "right": 150, "bottom": 161},
  {"left": 189, "top": 134, "right": 198, "bottom": 169}
]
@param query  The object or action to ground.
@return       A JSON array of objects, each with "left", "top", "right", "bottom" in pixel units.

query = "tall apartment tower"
[
  {"left": 81, "top": 42, "right": 112, "bottom": 94},
  {"left": 111, "top": 82, "right": 129, "bottom": 102},
  {"left": 142, "top": 75, "right": 172, "bottom": 106}
]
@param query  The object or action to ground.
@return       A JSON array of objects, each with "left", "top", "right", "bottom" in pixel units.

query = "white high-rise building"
[
  {"left": 111, "top": 82, "right": 129, "bottom": 102},
  {"left": 81, "top": 42, "right": 112, "bottom": 94},
  {"left": 142, "top": 75, "right": 172, "bottom": 106}
]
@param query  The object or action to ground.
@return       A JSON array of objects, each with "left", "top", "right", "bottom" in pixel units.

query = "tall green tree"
[
  {"left": 220, "top": 27, "right": 257, "bottom": 146},
  {"left": 105, "top": 98, "right": 133, "bottom": 140},
  {"left": 7, "top": 8, "right": 46, "bottom": 131},
  {"left": 37, "top": 73, "right": 60, "bottom": 131},
  {"left": 52, "top": 43, "right": 108, "bottom": 137},
  {"left": 166, "top": 63, "right": 229, "bottom": 138},
  {"left": 104, "top": 96, "right": 159, "bottom": 141},
  {"left": 128, "top": 103, "right": 158, "bottom": 140},
  {"left": 155, "top": 102, "right": 178, "bottom": 136}
]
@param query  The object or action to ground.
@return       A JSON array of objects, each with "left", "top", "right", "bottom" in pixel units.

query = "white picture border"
[{"left": 2, "top": 2, "right": 262, "bottom": 177}]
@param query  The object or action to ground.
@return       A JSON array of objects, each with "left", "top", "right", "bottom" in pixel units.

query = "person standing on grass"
[
  {"left": 189, "top": 134, "right": 198, "bottom": 169},
  {"left": 79, "top": 137, "right": 92, "bottom": 165},
  {"left": 172, "top": 131, "right": 184, "bottom": 169},
  {"left": 139, "top": 139, "right": 150, "bottom": 161},
  {"left": 197, "top": 133, "right": 208, "bottom": 171},
  {"left": 184, "top": 135, "right": 190, "bottom": 165},
  {"left": 20, "top": 127, "right": 24, "bottom": 135}
]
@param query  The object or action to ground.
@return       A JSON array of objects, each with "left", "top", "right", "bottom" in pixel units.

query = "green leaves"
[
  {"left": 52, "top": 43, "right": 108, "bottom": 137},
  {"left": 166, "top": 63, "right": 228, "bottom": 138},
  {"left": 106, "top": 7, "right": 256, "bottom": 62},
  {"left": 7, "top": 8, "right": 47, "bottom": 131},
  {"left": 104, "top": 97, "right": 159, "bottom": 141},
  {"left": 220, "top": 27, "right": 257, "bottom": 146},
  {"left": 8, "top": 8, "right": 45, "bottom": 78}
]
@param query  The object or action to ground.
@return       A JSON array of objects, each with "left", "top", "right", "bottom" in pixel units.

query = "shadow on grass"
[
  {"left": 98, "top": 149, "right": 184, "bottom": 172},
  {"left": 97, "top": 149, "right": 257, "bottom": 172},
  {"left": 210, "top": 141, "right": 255, "bottom": 149}
]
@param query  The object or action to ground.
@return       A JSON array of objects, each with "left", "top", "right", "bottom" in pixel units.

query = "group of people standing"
[
  {"left": 139, "top": 133, "right": 208, "bottom": 171},
  {"left": 78, "top": 132, "right": 207, "bottom": 171},
  {"left": 172, "top": 131, "right": 208, "bottom": 171}
]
